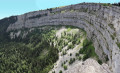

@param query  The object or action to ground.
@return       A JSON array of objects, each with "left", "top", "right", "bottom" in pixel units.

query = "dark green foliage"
[
  {"left": 61, "top": 63, "right": 63, "bottom": 67},
  {"left": 70, "top": 53, "right": 72, "bottom": 56},
  {"left": 116, "top": 42, "right": 120, "bottom": 49},
  {"left": 63, "top": 65, "right": 67, "bottom": 70},
  {"left": 78, "top": 56, "right": 81, "bottom": 60},
  {"left": 78, "top": 39, "right": 103, "bottom": 63},
  {"left": 72, "top": 40, "right": 76, "bottom": 45},
  {"left": 105, "top": 55, "right": 109, "bottom": 62},
  {"left": 0, "top": 42, "right": 58, "bottom": 73},
  {"left": 47, "top": 8, "right": 53, "bottom": 13},
  {"left": 0, "top": 25, "right": 87, "bottom": 72},
  {"left": 69, "top": 58, "right": 75, "bottom": 64},
  {"left": 108, "top": 24, "right": 115, "bottom": 30},
  {"left": 98, "top": 59, "right": 103, "bottom": 65},
  {"left": 83, "top": 54, "right": 89, "bottom": 61},
  {"left": 101, "top": 3, "right": 112, "bottom": 6},
  {"left": 111, "top": 35, "right": 115, "bottom": 40},
  {"left": 62, "top": 51, "right": 67, "bottom": 55},
  {"left": 59, "top": 70, "right": 62, "bottom": 73},
  {"left": 0, "top": 16, "right": 17, "bottom": 42},
  {"left": 75, "top": 53, "right": 79, "bottom": 57},
  {"left": 68, "top": 44, "right": 74, "bottom": 49},
  {"left": 52, "top": 71, "right": 55, "bottom": 73},
  {"left": 112, "top": 2, "right": 120, "bottom": 6},
  {"left": 0, "top": 16, "right": 17, "bottom": 33},
  {"left": 79, "top": 39, "right": 99, "bottom": 61},
  {"left": 29, "top": 13, "right": 48, "bottom": 19},
  {"left": 0, "top": 27, "right": 59, "bottom": 73}
]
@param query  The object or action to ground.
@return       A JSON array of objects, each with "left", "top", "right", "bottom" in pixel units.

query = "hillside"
[
  {"left": 0, "top": 3, "right": 120, "bottom": 73},
  {"left": 0, "top": 25, "right": 104, "bottom": 73}
]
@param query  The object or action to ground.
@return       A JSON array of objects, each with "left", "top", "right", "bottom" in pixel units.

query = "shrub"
[
  {"left": 105, "top": 56, "right": 109, "bottom": 62},
  {"left": 63, "top": 65, "right": 67, "bottom": 70},
  {"left": 79, "top": 48, "right": 84, "bottom": 54},
  {"left": 116, "top": 42, "right": 120, "bottom": 49},
  {"left": 61, "top": 63, "right": 63, "bottom": 67},
  {"left": 52, "top": 71, "right": 55, "bottom": 73},
  {"left": 68, "top": 44, "right": 74, "bottom": 49},
  {"left": 69, "top": 58, "right": 75, "bottom": 64},
  {"left": 59, "top": 70, "right": 62, "bottom": 73},
  {"left": 59, "top": 48, "right": 62, "bottom": 52},
  {"left": 79, "top": 39, "right": 99, "bottom": 61},
  {"left": 83, "top": 54, "right": 89, "bottom": 61},
  {"left": 72, "top": 40, "right": 76, "bottom": 45},
  {"left": 108, "top": 24, "right": 115, "bottom": 31},
  {"left": 112, "top": 2, "right": 120, "bottom": 6},
  {"left": 98, "top": 59, "right": 102, "bottom": 65},
  {"left": 70, "top": 53, "right": 72, "bottom": 56},
  {"left": 76, "top": 39, "right": 81, "bottom": 44},
  {"left": 62, "top": 51, "right": 67, "bottom": 55},
  {"left": 78, "top": 56, "right": 81, "bottom": 60},
  {"left": 102, "top": 3, "right": 112, "bottom": 6},
  {"left": 111, "top": 35, "right": 115, "bottom": 40},
  {"left": 75, "top": 53, "right": 79, "bottom": 57}
]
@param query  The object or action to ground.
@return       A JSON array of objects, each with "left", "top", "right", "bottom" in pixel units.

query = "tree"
[{"left": 59, "top": 70, "right": 62, "bottom": 73}]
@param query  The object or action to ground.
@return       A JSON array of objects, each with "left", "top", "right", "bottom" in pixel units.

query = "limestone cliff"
[{"left": 2, "top": 3, "right": 120, "bottom": 73}]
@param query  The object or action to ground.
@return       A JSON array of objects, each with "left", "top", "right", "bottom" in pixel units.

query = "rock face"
[
  {"left": 4, "top": 3, "right": 120, "bottom": 73},
  {"left": 65, "top": 59, "right": 111, "bottom": 73}
]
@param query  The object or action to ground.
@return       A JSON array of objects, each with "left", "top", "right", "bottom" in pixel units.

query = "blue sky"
[{"left": 0, "top": 0, "right": 119, "bottom": 19}]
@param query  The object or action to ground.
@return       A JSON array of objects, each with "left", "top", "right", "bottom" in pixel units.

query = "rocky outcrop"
[
  {"left": 65, "top": 59, "right": 111, "bottom": 73},
  {"left": 0, "top": 16, "right": 17, "bottom": 42},
  {"left": 5, "top": 3, "right": 120, "bottom": 73}
]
